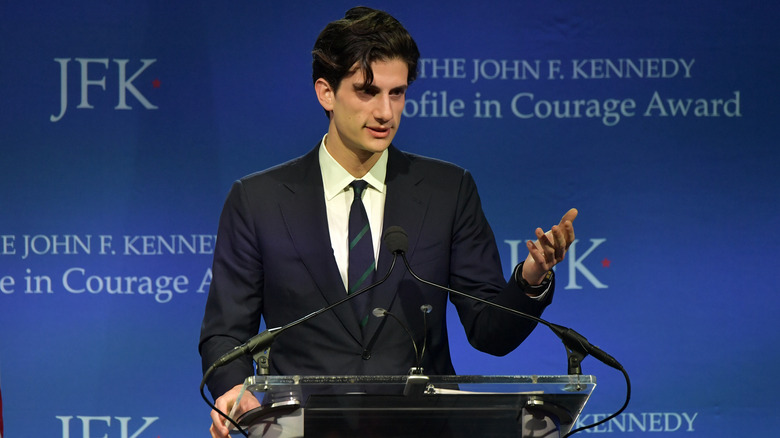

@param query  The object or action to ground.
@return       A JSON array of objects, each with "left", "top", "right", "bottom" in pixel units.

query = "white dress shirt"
[{"left": 319, "top": 135, "right": 387, "bottom": 292}]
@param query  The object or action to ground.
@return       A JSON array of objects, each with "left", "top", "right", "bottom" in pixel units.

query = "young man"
[{"left": 200, "top": 7, "right": 576, "bottom": 437}]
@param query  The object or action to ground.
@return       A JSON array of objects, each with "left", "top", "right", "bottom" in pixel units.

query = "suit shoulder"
[
  {"left": 234, "top": 149, "right": 318, "bottom": 191},
  {"left": 239, "top": 156, "right": 300, "bottom": 181},
  {"left": 394, "top": 150, "right": 477, "bottom": 191},
  {"left": 398, "top": 150, "right": 470, "bottom": 177}
]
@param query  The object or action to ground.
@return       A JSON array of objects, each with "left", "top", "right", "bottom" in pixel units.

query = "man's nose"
[{"left": 373, "top": 94, "right": 394, "bottom": 123}]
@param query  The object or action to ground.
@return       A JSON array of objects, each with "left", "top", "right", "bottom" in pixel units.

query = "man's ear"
[{"left": 315, "top": 78, "right": 335, "bottom": 112}]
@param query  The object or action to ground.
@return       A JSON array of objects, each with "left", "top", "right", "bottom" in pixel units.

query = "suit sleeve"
[
  {"left": 199, "top": 180, "right": 264, "bottom": 399},
  {"left": 448, "top": 170, "right": 554, "bottom": 356}
]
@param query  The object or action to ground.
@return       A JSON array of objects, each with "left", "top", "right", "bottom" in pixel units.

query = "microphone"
[
  {"left": 384, "top": 225, "right": 408, "bottom": 254},
  {"left": 383, "top": 225, "right": 623, "bottom": 373},
  {"left": 372, "top": 306, "right": 426, "bottom": 371},
  {"left": 373, "top": 306, "right": 431, "bottom": 398},
  {"left": 419, "top": 304, "right": 431, "bottom": 368}
]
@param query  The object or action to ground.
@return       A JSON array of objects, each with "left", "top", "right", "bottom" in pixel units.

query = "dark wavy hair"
[{"left": 312, "top": 7, "right": 420, "bottom": 91}]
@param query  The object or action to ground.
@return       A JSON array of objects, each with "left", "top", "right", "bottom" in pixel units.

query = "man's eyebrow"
[
  {"left": 354, "top": 82, "right": 379, "bottom": 93},
  {"left": 391, "top": 84, "right": 408, "bottom": 93},
  {"left": 353, "top": 83, "right": 408, "bottom": 93}
]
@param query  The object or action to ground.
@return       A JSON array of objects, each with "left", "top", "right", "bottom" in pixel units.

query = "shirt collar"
[{"left": 319, "top": 133, "right": 388, "bottom": 201}]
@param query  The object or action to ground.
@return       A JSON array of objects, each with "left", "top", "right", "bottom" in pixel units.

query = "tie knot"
[{"left": 350, "top": 180, "right": 369, "bottom": 197}]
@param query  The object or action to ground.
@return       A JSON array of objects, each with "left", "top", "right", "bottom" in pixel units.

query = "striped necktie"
[{"left": 347, "top": 180, "right": 375, "bottom": 329}]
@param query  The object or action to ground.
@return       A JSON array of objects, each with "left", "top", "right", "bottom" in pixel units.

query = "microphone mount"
[{"left": 372, "top": 307, "right": 423, "bottom": 370}]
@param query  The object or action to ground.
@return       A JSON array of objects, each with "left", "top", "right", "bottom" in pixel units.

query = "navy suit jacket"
[{"left": 199, "top": 144, "right": 554, "bottom": 398}]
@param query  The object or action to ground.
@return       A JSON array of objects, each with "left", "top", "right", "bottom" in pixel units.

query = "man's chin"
[{"left": 361, "top": 136, "right": 394, "bottom": 153}]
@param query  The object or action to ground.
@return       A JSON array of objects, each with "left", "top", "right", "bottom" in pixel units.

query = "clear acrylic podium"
[{"left": 232, "top": 374, "right": 595, "bottom": 437}]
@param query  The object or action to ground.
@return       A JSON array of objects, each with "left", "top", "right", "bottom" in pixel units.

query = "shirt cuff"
[{"left": 513, "top": 262, "right": 553, "bottom": 300}]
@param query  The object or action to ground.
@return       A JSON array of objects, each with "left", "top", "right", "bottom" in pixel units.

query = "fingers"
[
  {"left": 560, "top": 208, "right": 577, "bottom": 248},
  {"left": 534, "top": 226, "right": 567, "bottom": 263},
  {"left": 550, "top": 208, "right": 576, "bottom": 250},
  {"left": 210, "top": 387, "right": 240, "bottom": 438},
  {"left": 551, "top": 225, "right": 565, "bottom": 261},
  {"left": 523, "top": 208, "right": 578, "bottom": 281},
  {"left": 527, "top": 232, "right": 552, "bottom": 271},
  {"left": 210, "top": 409, "right": 230, "bottom": 438},
  {"left": 560, "top": 208, "right": 578, "bottom": 225},
  {"left": 526, "top": 236, "right": 543, "bottom": 263},
  {"left": 530, "top": 208, "right": 578, "bottom": 263},
  {"left": 564, "top": 220, "right": 575, "bottom": 249},
  {"left": 210, "top": 422, "right": 225, "bottom": 438}
]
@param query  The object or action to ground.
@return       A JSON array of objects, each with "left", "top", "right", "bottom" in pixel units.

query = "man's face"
[{"left": 321, "top": 58, "right": 408, "bottom": 163}]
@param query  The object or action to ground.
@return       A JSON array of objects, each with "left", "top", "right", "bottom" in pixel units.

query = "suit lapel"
[
  {"left": 277, "top": 147, "right": 364, "bottom": 343},
  {"left": 364, "top": 147, "right": 431, "bottom": 342}
]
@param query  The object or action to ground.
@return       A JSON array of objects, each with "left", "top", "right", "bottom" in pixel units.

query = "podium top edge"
[{"left": 244, "top": 374, "right": 596, "bottom": 386}]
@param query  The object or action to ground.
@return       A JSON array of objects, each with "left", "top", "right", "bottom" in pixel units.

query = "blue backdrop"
[{"left": 1, "top": 1, "right": 778, "bottom": 436}]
